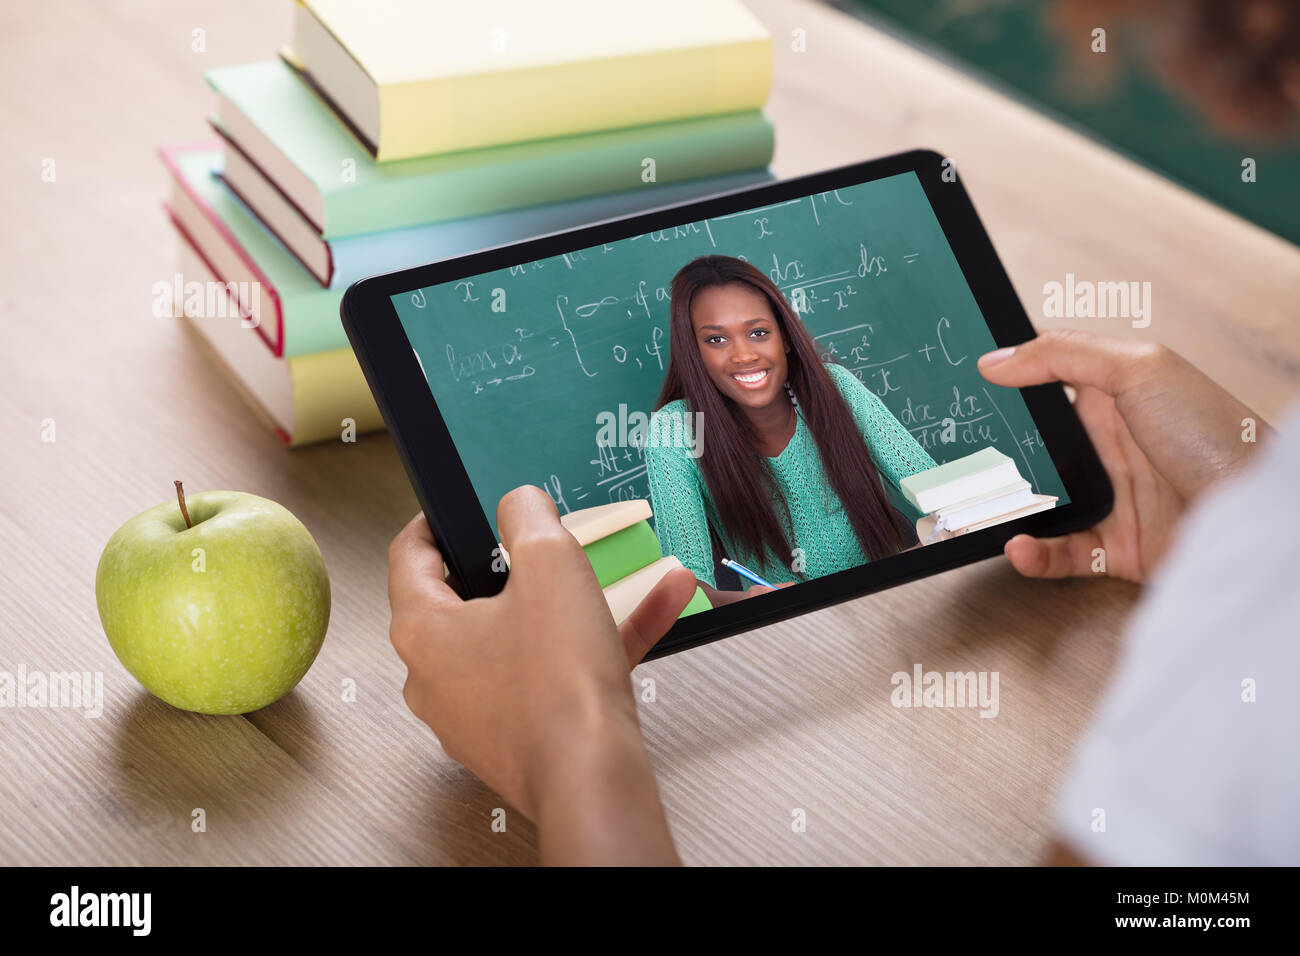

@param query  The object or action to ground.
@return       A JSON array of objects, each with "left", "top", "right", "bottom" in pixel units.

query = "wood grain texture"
[{"left": 0, "top": 0, "right": 1296, "bottom": 866}]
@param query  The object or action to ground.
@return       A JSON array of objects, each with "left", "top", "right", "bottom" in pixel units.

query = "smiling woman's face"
[{"left": 690, "top": 282, "right": 790, "bottom": 412}]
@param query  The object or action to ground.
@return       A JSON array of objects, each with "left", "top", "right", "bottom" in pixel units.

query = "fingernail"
[{"left": 979, "top": 346, "right": 1016, "bottom": 366}]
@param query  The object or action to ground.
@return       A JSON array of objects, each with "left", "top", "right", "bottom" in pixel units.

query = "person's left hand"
[{"left": 387, "top": 485, "right": 698, "bottom": 823}]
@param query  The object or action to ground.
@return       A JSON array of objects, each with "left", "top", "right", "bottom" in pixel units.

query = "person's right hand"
[{"left": 978, "top": 329, "right": 1271, "bottom": 583}]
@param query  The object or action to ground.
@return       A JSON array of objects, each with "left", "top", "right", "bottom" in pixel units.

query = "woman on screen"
[{"left": 644, "top": 254, "right": 938, "bottom": 606}]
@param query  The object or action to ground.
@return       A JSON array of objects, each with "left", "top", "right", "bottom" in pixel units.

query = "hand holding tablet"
[
  {"left": 357, "top": 149, "right": 1280, "bottom": 872},
  {"left": 383, "top": 318, "right": 1273, "bottom": 863},
  {"left": 387, "top": 484, "right": 686, "bottom": 863},
  {"left": 976, "top": 330, "right": 1271, "bottom": 582}
]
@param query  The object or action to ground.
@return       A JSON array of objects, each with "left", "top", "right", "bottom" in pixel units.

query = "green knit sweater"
[{"left": 644, "top": 362, "right": 937, "bottom": 588}]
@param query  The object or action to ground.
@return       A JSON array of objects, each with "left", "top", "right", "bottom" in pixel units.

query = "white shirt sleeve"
[{"left": 1053, "top": 398, "right": 1300, "bottom": 866}]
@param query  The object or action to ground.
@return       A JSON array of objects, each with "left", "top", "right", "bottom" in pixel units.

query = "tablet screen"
[{"left": 389, "top": 170, "right": 1070, "bottom": 609}]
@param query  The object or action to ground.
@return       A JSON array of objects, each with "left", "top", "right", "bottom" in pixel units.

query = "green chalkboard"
[{"left": 393, "top": 171, "right": 1069, "bottom": 537}]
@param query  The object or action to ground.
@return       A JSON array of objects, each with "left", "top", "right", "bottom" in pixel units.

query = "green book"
[
  {"left": 678, "top": 586, "right": 713, "bottom": 619},
  {"left": 561, "top": 500, "right": 711, "bottom": 622},
  {"left": 205, "top": 59, "right": 776, "bottom": 239},
  {"left": 899, "top": 446, "right": 1022, "bottom": 513},
  {"left": 583, "top": 523, "right": 710, "bottom": 618},
  {"left": 583, "top": 521, "right": 663, "bottom": 589}
]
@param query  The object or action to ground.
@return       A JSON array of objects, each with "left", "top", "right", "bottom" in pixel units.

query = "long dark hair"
[{"left": 656, "top": 255, "right": 907, "bottom": 575}]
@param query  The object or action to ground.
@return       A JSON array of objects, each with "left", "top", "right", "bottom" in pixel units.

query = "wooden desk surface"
[{"left": 2, "top": 0, "right": 1296, "bottom": 865}]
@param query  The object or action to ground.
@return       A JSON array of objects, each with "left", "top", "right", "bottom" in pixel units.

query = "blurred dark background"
[{"left": 838, "top": 0, "right": 1300, "bottom": 245}]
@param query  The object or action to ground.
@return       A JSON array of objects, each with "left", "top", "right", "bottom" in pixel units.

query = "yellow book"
[
  {"left": 602, "top": 556, "right": 688, "bottom": 626},
  {"left": 559, "top": 500, "right": 652, "bottom": 546},
  {"left": 291, "top": 0, "right": 773, "bottom": 161},
  {"left": 175, "top": 241, "right": 384, "bottom": 447},
  {"left": 916, "top": 495, "right": 1058, "bottom": 543}
]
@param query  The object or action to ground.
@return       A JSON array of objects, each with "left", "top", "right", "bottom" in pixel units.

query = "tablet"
[{"left": 342, "top": 149, "right": 1112, "bottom": 659}]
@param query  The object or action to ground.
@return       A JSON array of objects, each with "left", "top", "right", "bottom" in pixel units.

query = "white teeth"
[{"left": 732, "top": 369, "right": 768, "bottom": 384}]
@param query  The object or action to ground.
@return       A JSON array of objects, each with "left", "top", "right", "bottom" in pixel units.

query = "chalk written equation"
[
  {"left": 812, "top": 322, "right": 1043, "bottom": 493},
  {"left": 401, "top": 176, "right": 1064, "bottom": 519},
  {"left": 439, "top": 283, "right": 670, "bottom": 394},
  {"left": 543, "top": 436, "right": 650, "bottom": 516},
  {"left": 431, "top": 188, "right": 934, "bottom": 400}
]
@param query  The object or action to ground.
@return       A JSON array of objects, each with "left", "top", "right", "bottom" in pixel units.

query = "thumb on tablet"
[
  {"left": 1003, "top": 530, "right": 1104, "bottom": 580},
  {"left": 618, "top": 567, "right": 698, "bottom": 668},
  {"left": 494, "top": 484, "right": 593, "bottom": 589},
  {"left": 977, "top": 329, "right": 1158, "bottom": 398}
]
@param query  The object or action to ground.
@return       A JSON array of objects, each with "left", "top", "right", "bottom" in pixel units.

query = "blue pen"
[{"left": 721, "top": 558, "right": 778, "bottom": 590}]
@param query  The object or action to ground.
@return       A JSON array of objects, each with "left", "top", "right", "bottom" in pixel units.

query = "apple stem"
[{"left": 174, "top": 480, "right": 193, "bottom": 529}]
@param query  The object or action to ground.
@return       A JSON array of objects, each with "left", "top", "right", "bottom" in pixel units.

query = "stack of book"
[
  {"left": 163, "top": 0, "right": 776, "bottom": 446},
  {"left": 564, "top": 501, "right": 713, "bottom": 623},
  {"left": 496, "top": 500, "right": 712, "bottom": 623},
  {"left": 901, "top": 447, "right": 1058, "bottom": 543}
]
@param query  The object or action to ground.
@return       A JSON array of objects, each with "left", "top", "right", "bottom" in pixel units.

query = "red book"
[{"left": 160, "top": 144, "right": 342, "bottom": 359}]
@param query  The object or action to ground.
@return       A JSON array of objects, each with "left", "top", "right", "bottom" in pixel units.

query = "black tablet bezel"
[{"left": 341, "top": 149, "right": 1113, "bottom": 660}]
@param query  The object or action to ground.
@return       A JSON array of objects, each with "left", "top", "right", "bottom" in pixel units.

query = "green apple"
[{"left": 95, "top": 483, "right": 330, "bottom": 715}]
